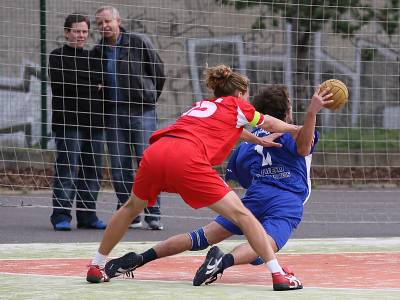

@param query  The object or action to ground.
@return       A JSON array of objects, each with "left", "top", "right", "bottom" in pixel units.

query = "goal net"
[{"left": 0, "top": 0, "right": 399, "bottom": 226}]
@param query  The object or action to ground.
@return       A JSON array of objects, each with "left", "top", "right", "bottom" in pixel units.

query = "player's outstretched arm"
[
  {"left": 260, "top": 114, "right": 299, "bottom": 135},
  {"left": 296, "top": 86, "right": 333, "bottom": 156},
  {"left": 240, "top": 129, "right": 283, "bottom": 148}
]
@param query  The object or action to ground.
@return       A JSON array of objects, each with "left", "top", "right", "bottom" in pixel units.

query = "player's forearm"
[
  {"left": 296, "top": 110, "right": 317, "bottom": 156},
  {"left": 261, "top": 114, "right": 298, "bottom": 134},
  {"left": 240, "top": 129, "right": 257, "bottom": 143}
]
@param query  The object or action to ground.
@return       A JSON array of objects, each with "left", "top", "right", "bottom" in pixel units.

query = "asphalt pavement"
[{"left": 1, "top": 188, "right": 399, "bottom": 244}]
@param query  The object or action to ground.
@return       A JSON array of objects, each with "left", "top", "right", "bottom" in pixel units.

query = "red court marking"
[{"left": 1, "top": 253, "right": 400, "bottom": 289}]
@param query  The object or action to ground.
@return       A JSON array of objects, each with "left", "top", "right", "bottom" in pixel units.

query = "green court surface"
[{"left": 1, "top": 238, "right": 400, "bottom": 300}]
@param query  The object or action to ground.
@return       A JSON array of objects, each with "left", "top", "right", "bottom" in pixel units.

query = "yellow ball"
[{"left": 321, "top": 79, "right": 349, "bottom": 110}]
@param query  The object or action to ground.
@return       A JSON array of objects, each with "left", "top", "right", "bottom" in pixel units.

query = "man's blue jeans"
[
  {"left": 50, "top": 128, "right": 104, "bottom": 226},
  {"left": 106, "top": 107, "right": 161, "bottom": 222}
]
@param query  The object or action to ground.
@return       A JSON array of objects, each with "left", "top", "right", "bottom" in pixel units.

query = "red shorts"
[{"left": 133, "top": 136, "right": 231, "bottom": 209}]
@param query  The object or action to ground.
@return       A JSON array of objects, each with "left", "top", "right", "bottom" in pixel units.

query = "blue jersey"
[
  {"left": 226, "top": 128, "right": 319, "bottom": 205},
  {"left": 216, "top": 128, "right": 319, "bottom": 251}
]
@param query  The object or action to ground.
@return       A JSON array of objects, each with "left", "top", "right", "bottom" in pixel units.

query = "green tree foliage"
[
  {"left": 216, "top": 0, "right": 398, "bottom": 35},
  {"left": 375, "top": 0, "right": 400, "bottom": 36},
  {"left": 215, "top": 1, "right": 398, "bottom": 122}
]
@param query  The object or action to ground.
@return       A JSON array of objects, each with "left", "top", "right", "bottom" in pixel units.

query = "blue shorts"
[
  {"left": 215, "top": 185, "right": 303, "bottom": 250},
  {"left": 215, "top": 215, "right": 296, "bottom": 250}
]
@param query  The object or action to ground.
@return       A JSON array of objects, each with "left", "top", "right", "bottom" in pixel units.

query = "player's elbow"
[{"left": 296, "top": 145, "right": 311, "bottom": 157}]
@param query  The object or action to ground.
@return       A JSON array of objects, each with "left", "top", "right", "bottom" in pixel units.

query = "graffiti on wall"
[{"left": 0, "top": 61, "right": 47, "bottom": 146}]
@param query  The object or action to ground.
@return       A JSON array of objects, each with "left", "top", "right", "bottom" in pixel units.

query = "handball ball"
[{"left": 321, "top": 79, "right": 349, "bottom": 110}]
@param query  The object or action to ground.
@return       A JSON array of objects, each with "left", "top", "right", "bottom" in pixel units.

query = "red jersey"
[{"left": 150, "top": 96, "right": 265, "bottom": 165}]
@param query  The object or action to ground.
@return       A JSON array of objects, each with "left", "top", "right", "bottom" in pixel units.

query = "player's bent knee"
[
  {"left": 223, "top": 204, "right": 251, "bottom": 225},
  {"left": 232, "top": 210, "right": 254, "bottom": 228},
  {"left": 188, "top": 227, "right": 210, "bottom": 251},
  {"left": 123, "top": 196, "right": 147, "bottom": 215}
]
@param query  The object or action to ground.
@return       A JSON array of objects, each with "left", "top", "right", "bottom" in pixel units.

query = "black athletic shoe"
[
  {"left": 193, "top": 246, "right": 225, "bottom": 286},
  {"left": 104, "top": 252, "right": 143, "bottom": 279}
]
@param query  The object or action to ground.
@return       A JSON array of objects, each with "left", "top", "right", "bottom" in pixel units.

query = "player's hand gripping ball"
[{"left": 321, "top": 79, "right": 349, "bottom": 110}]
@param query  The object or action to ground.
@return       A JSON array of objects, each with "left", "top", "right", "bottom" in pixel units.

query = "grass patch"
[{"left": 318, "top": 128, "right": 400, "bottom": 152}]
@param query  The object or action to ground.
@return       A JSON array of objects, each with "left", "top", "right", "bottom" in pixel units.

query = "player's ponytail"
[{"left": 204, "top": 64, "right": 249, "bottom": 97}]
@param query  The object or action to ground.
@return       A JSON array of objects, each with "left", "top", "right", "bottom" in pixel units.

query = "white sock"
[
  {"left": 266, "top": 259, "right": 284, "bottom": 275},
  {"left": 91, "top": 251, "right": 107, "bottom": 268}
]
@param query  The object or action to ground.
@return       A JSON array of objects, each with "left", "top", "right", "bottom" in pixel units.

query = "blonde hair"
[
  {"left": 204, "top": 64, "right": 249, "bottom": 97},
  {"left": 95, "top": 6, "right": 120, "bottom": 19}
]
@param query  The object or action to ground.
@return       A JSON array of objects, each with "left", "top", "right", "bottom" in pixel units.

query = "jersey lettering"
[{"left": 183, "top": 99, "right": 222, "bottom": 118}]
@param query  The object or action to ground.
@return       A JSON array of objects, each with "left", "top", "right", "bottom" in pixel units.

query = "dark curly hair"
[{"left": 252, "top": 85, "right": 291, "bottom": 121}]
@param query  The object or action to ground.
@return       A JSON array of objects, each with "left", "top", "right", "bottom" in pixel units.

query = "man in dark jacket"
[
  {"left": 49, "top": 14, "right": 106, "bottom": 231},
  {"left": 94, "top": 6, "right": 165, "bottom": 230}
]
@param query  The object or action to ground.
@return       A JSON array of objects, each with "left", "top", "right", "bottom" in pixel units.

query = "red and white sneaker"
[
  {"left": 272, "top": 266, "right": 303, "bottom": 291},
  {"left": 86, "top": 265, "right": 110, "bottom": 283}
]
